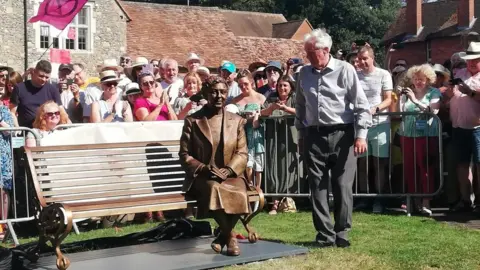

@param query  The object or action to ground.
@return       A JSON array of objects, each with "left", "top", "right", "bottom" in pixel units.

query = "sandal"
[{"left": 268, "top": 200, "right": 279, "bottom": 215}]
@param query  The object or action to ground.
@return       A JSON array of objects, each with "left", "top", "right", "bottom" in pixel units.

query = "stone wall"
[{"left": 0, "top": 0, "right": 128, "bottom": 76}]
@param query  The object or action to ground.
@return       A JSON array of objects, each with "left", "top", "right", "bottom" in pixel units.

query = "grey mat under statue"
[{"left": 24, "top": 236, "right": 308, "bottom": 270}]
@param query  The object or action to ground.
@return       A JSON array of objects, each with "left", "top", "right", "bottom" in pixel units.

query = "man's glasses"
[
  {"left": 142, "top": 81, "right": 155, "bottom": 87},
  {"left": 104, "top": 82, "right": 118, "bottom": 88},
  {"left": 254, "top": 75, "right": 267, "bottom": 80},
  {"left": 0, "top": 74, "right": 6, "bottom": 79},
  {"left": 45, "top": 111, "right": 60, "bottom": 118}
]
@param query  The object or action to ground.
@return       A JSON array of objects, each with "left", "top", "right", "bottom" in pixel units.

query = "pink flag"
[
  {"left": 29, "top": 0, "right": 88, "bottom": 30},
  {"left": 50, "top": 48, "right": 71, "bottom": 64},
  {"left": 67, "top": 27, "right": 76, "bottom": 40}
]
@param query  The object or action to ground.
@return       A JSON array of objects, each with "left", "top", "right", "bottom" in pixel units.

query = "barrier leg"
[
  {"left": 72, "top": 222, "right": 80, "bottom": 235},
  {"left": 6, "top": 220, "right": 19, "bottom": 246},
  {"left": 406, "top": 196, "right": 411, "bottom": 217}
]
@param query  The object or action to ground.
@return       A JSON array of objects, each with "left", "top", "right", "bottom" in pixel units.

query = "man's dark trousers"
[{"left": 305, "top": 124, "right": 356, "bottom": 244}]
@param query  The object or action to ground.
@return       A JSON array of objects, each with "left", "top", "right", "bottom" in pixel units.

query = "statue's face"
[{"left": 207, "top": 82, "right": 228, "bottom": 109}]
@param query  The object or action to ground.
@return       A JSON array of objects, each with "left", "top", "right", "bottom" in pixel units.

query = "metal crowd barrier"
[
  {"left": 0, "top": 127, "right": 41, "bottom": 245},
  {"left": 259, "top": 112, "right": 444, "bottom": 216}
]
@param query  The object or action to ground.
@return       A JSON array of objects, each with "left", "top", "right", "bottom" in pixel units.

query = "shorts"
[
  {"left": 359, "top": 122, "right": 390, "bottom": 158},
  {"left": 247, "top": 153, "right": 264, "bottom": 171},
  {"left": 452, "top": 127, "right": 480, "bottom": 163}
]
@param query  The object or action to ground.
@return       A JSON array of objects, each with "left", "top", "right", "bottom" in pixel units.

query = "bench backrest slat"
[
  {"left": 31, "top": 145, "right": 180, "bottom": 159},
  {"left": 25, "top": 141, "right": 186, "bottom": 207}
]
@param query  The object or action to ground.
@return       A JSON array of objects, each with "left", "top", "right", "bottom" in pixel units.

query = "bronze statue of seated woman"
[{"left": 179, "top": 76, "right": 251, "bottom": 256}]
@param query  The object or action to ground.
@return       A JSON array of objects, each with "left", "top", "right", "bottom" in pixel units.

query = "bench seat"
[{"left": 24, "top": 141, "right": 264, "bottom": 270}]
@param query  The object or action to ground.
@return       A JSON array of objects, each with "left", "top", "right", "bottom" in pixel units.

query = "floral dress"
[
  {"left": 237, "top": 103, "right": 265, "bottom": 158},
  {"left": 0, "top": 106, "right": 14, "bottom": 190}
]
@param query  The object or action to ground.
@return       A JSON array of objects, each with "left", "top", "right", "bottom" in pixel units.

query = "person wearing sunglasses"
[
  {"left": 119, "top": 55, "right": 132, "bottom": 68},
  {"left": 257, "top": 61, "right": 282, "bottom": 99},
  {"left": 0, "top": 65, "right": 13, "bottom": 97},
  {"left": 134, "top": 71, "right": 177, "bottom": 122},
  {"left": 25, "top": 101, "right": 69, "bottom": 147},
  {"left": 90, "top": 70, "right": 133, "bottom": 123},
  {"left": 252, "top": 66, "right": 267, "bottom": 89}
]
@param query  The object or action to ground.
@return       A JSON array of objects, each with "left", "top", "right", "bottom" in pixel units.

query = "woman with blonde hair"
[
  {"left": 26, "top": 101, "right": 69, "bottom": 147},
  {"left": 173, "top": 72, "right": 206, "bottom": 120},
  {"left": 398, "top": 64, "right": 442, "bottom": 216}
]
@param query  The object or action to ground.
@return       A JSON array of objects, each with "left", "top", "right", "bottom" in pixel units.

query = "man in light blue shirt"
[
  {"left": 295, "top": 29, "right": 371, "bottom": 248},
  {"left": 220, "top": 61, "right": 241, "bottom": 104}
]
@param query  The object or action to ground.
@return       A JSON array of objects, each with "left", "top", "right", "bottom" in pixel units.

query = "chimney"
[
  {"left": 406, "top": 0, "right": 422, "bottom": 35},
  {"left": 458, "top": 0, "right": 475, "bottom": 29}
]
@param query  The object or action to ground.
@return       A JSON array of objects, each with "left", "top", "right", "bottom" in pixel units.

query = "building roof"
[
  {"left": 272, "top": 19, "right": 306, "bottom": 39},
  {"left": 382, "top": 0, "right": 479, "bottom": 45},
  {"left": 220, "top": 10, "right": 287, "bottom": 37},
  {"left": 114, "top": 0, "right": 132, "bottom": 21},
  {"left": 122, "top": 2, "right": 305, "bottom": 68}
]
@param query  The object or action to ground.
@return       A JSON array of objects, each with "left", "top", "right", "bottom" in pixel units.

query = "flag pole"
[
  {"left": 24, "top": 0, "right": 28, "bottom": 71},
  {"left": 37, "top": 30, "right": 63, "bottom": 61}
]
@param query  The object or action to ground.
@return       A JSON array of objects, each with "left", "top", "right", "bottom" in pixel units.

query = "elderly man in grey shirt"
[{"left": 296, "top": 29, "right": 371, "bottom": 248}]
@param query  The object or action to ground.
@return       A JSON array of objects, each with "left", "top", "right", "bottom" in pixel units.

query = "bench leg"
[
  {"left": 241, "top": 186, "right": 265, "bottom": 243},
  {"left": 35, "top": 203, "right": 73, "bottom": 270}
]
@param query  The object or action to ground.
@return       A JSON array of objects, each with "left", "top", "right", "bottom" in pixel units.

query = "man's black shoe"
[
  {"left": 335, "top": 238, "right": 351, "bottom": 248},
  {"left": 313, "top": 241, "right": 335, "bottom": 248},
  {"left": 451, "top": 201, "right": 473, "bottom": 213}
]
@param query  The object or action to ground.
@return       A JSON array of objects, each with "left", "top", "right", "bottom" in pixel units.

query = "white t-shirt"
[
  {"left": 82, "top": 83, "right": 123, "bottom": 118},
  {"left": 357, "top": 67, "right": 393, "bottom": 125},
  {"left": 60, "top": 90, "right": 85, "bottom": 122},
  {"left": 161, "top": 78, "right": 184, "bottom": 105},
  {"left": 226, "top": 81, "right": 241, "bottom": 104}
]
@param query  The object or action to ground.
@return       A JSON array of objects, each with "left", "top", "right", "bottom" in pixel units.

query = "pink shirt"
[
  {"left": 134, "top": 97, "right": 169, "bottom": 121},
  {"left": 450, "top": 68, "right": 480, "bottom": 129}
]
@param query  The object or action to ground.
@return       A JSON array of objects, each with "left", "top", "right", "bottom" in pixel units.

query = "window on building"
[
  {"left": 40, "top": 26, "right": 59, "bottom": 49},
  {"left": 39, "top": 6, "right": 91, "bottom": 51},
  {"left": 426, "top": 41, "right": 432, "bottom": 63}
]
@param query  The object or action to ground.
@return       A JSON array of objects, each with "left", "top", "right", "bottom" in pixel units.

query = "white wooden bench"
[{"left": 23, "top": 141, "right": 264, "bottom": 270}]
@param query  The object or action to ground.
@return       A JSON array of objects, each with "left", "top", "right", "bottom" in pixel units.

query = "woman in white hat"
[
  {"left": 124, "top": 82, "right": 142, "bottom": 116},
  {"left": 90, "top": 70, "right": 133, "bottom": 123},
  {"left": 125, "top": 57, "right": 150, "bottom": 83},
  {"left": 185, "top": 53, "right": 205, "bottom": 73},
  {"left": 196, "top": 66, "right": 210, "bottom": 83},
  {"left": 98, "top": 59, "right": 131, "bottom": 92}
]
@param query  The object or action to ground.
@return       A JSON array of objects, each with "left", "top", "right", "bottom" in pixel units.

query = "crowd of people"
[{"left": 0, "top": 27, "right": 479, "bottom": 248}]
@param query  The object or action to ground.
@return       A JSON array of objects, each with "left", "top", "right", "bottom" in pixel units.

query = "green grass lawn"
[{"left": 8, "top": 212, "right": 480, "bottom": 270}]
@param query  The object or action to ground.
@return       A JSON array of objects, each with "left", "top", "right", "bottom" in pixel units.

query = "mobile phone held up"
[
  {"left": 287, "top": 58, "right": 302, "bottom": 66},
  {"left": 268, "top": 96, "right": 279, "bottom": 103},
  {"left": 66, "top": 79, "right": 74, "bottom": 86},
  {"left": 449, "top": 78, "right": 462, "bottom": 85}
]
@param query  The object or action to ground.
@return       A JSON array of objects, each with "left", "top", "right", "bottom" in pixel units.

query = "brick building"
[
  {"left": 0, "top": 0, "right": 130, "bottom": 75},
  {"left": 0, "top": 1, "right": 310, "bottom": 75},
  {"left": 382, "top": 0, "right": 479, "bottom": 70},
  {"left": 122, "top": 2, "right": 311, "bottom": 69}
]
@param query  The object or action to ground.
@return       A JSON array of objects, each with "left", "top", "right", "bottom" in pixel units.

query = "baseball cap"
[
  {"left": 58, "top": 64, "right": 73, "bottom": 71},
  {"left": 221, "top": 61, "right": 236, "bottom": 73},
  {"left": 265, "top": 60, "right": 282, "bottom": 73}
]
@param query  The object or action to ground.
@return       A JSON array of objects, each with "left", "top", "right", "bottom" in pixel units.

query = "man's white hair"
[
  {"left": 304, "top": 29, "right": 332, "bottom": 50},
  {"left": 163, "top": 58, "right": 178, "bottom": 69}
]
